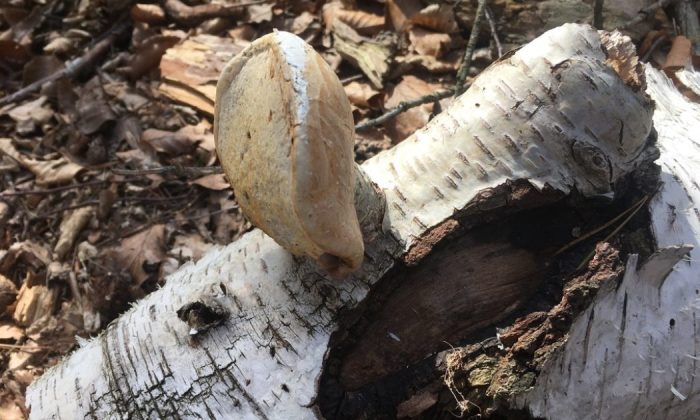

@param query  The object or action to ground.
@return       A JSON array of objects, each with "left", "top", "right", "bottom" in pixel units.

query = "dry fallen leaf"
[
  {"left": 171, "top": 233, "right": 214, "bottom": 261},
  {"left": 410, "top": 3, "right": 458, "bottom": 33},
  {"left": 344, "top": 81, "right": 381, "bottom": 108},
  {"left": 22, "top": 55, "right": 63, "bottom": 86},
  {"left": 54, "top": 207, "right": 93, "bottom": 260},
  {"left": 248, "top": 3, "right": 273, "bottom": 23},
  {"left": 290, "top": 11, "right": 317, "bottom": 35},
  {"left": 408, "top": 27, "right": 453, "bottom": 58},
  {"left": 394, "top": 52, "right": 461, "bottom": 75},
  {"left": 190, "top": 173, "right": 230, "bottom": 191},
  {"left": 159, "top": 35, "right": 248, "bottom": 115},
  {"left": 0, "top": 241, "right": 51, "bottom": 276},
  {"left": 0, "top": 324, "right": 23, "bottom": 341},
  {"left": 384, "top": 75, "right": 444, "bottom": 142},
  {"left": 323, "top": 2, "right": 386, "bottom": 37},
  {"left": 76, "top": 80, "right": 117, "bottom": 135},
  {"left": 8, "top": 349, "right": 35, "bottom": 371},
  {"left": 0, "top": 274, "right": 18, "bottom": 314},
  {"left": 142, "top": 129, "right": 198, "bottom": 157},
  {"left": 179, "top": 120, "right": 215, "bottom": 154},
  {"left": 213, "top": 195, "right": 249, "bottom": 244},
  {"left": 0, "top": 138, "right": 84, "bottom": 186},
  {"left": 386, "top": 0, "right": 423, "bottom": 32},
  {"left": 123, "top": 34, "right": 181, "bottom": 80},
  {"left": 4, "top": 97, "right": 53, "bottom": 135},
  {"left": 103, "top": 224, "right": 167, "bottom": 287},
  {"left": 103, "top": 82, "right": 151, "bottom": 112},
  {"left": 331, "top": 20, "right": 395, "bottom": 89}
]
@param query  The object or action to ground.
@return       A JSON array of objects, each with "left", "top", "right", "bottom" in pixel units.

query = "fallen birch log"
[
  {"left": 512, "top": 66, "right": 700, "bottom": 420},
  {"left": 26, "top": 24, "right": 696, "bottom": 419}
]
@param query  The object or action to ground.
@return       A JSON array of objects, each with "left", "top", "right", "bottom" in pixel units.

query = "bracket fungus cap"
[{"left": 214, "top": 31, "right": 363, "bottom": 277}]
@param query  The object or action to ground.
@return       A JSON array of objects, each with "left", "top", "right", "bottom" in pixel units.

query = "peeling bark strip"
[{"left": 28, "top": 25, "right": 658, "bottom": 419}]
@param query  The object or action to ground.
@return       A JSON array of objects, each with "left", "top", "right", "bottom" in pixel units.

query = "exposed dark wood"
[{"left": 339, "top": 224, "right": 542, "bottom": 390}]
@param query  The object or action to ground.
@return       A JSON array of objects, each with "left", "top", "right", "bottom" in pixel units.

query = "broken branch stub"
[
  {"left": 215, "top": 31, "right": 371, "bottom": 277},
  {"left": 27, "top": 24, "right": 659, "bottom": 419}
]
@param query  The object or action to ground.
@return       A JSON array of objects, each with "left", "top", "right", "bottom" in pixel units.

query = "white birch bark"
[
  {"left": 516, "top": 67, "right": 700, "bottom": 419},
  {"left": 25, "top": 24, "right": 669, "bottom": 419}
]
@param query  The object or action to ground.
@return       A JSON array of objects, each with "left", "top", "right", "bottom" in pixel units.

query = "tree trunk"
[{"left": 26, "top": 25, "right": 698, "bottom": 419}]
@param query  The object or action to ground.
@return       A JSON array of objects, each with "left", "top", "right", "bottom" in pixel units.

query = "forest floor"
[{"left": 0, "top": 0, "right": 697, "bottom": 418}]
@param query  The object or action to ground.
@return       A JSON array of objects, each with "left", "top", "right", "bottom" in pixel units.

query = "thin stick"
[
  {"left": 0, "top": 180, "right": 109, "bottom": 198},
  {"left": 484, "top": 6, "right": 503, "bottom": 57},
  {"left": 340, "top": 74, "right": 364, "bottom": 85},
  {"left": 111, "top": 166, "right": 223, "bottom": 177},
  {"left": 553, "top": 194, "right": 649, "bottom": 257},
  {"left": 342, "top": 9, "right": 495, "bottom": 132},
  {"left": 593, "top": 0, "right": 605, "bottom": 29},
  {"left": 455, "top": 0, "right": 488, "bottom": 96},
  {"left": 0, "top": 20, "right": 130, "bottom": 108},
  {"left": 576, "top": 194, "right": 650, "bottom": 271},
  {"left": 163, "top": 0, "right": 268, "bottom": 26},
  {"left": 0, "top": 343, "right": 51, "bottom": 352},
  {"left": 354, "top": 89, "right": 455, "bottom": 131}
]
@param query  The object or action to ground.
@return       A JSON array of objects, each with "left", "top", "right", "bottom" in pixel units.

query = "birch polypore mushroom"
[{"left": 214, "top": 31, "right": 365, "bottom": 277}]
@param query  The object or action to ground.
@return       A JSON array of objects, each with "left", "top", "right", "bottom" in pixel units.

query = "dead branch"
[
  {"left": 0, "top": 21, "right": 130, "bottom": 108},
  {"left": 484, "top": 5, "right": 503, "bottom": 57},
  {"left": 354, "top": 88, "right": 454, "bottom": 131},
  {"left": 111, "top": 165, "right": 223, "bottom": 177},
  {"left": 162, "top": 0, "right": 268, "bottom": 26},
  {"left": 455, "top": 0, "right": 487, "bottom": 95}
]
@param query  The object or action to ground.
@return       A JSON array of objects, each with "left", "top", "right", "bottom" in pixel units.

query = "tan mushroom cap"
[{"left": 214, "top": 31, "right": 364, "bottom": 277}]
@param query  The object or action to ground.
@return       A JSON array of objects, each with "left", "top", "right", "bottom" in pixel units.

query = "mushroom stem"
[{"left": 353, "top": 164, "right": 387, "bottom": 240}]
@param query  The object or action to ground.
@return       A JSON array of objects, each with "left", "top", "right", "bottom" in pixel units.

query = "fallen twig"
[
  {"left": 111, "top": 166, "right": 223, "bottom": 177},
  {"left": 484, "top": 5, "right": 503, "bottom": 57},
  {"left": 356, "top": 0, "right": 490, "bottom": 131},
  {"left": 0, "top": 20, "right": 130, "bottom": 108},
  {"left": 354, "top": 89, "right": 455, "bottom": 131},
  {"left": 455, "top": 0, "right": 488, "bottom": 96},
  {"left": 0, "top": 343, "right": 53, "bottom": 352},
  {"left": 0, "top": 180, "right": 109, "bottom": 198},
  {"left": 553, "top": 194, "right": 649, "bottom": 257},
  {"left": 340, "top": 74, "right": 365, "bottom": 85},
  {"left": 163, "top": 0, "right": 268, "bottom": 26}
]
